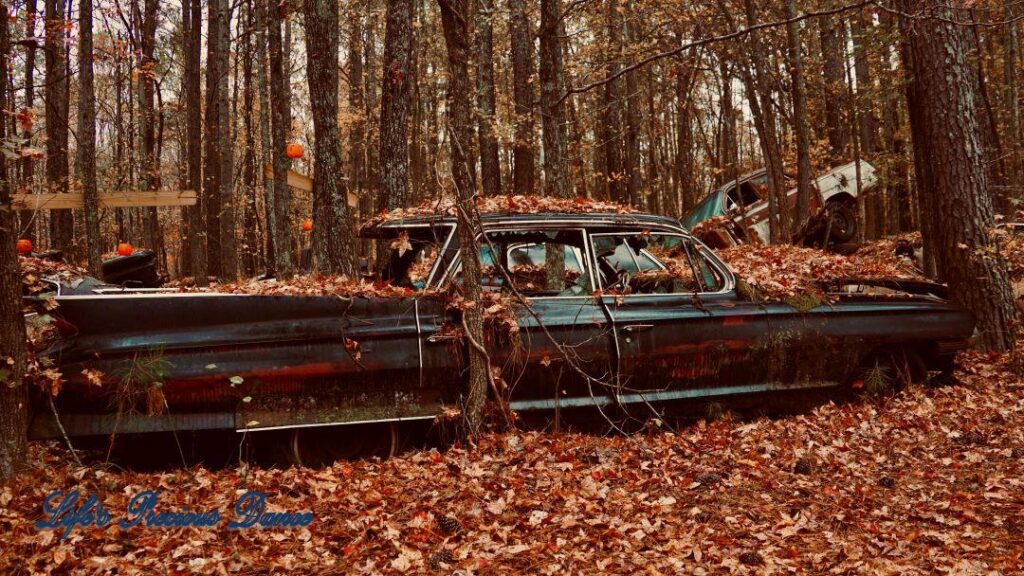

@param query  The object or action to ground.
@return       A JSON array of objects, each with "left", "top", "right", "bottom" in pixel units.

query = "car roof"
[{"left": 362, "top": 211, "right": 689, "bottom": 235}]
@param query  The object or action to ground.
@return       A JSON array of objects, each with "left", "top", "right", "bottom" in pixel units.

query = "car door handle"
[
  {"left": 622, "top": 324, "right": 654, "bottom": 333},
  {"left": 427, "top": 333, "right": 459, "bottom": 343}
]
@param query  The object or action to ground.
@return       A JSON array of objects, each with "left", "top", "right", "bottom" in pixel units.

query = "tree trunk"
[
  {"left": 0, "top": 0, "right": 28, "bottom": 484},
  {"left": 509, "top": 0, "right": 535, "bottom": 197},
  {"left": 255, "top": 0, "right": 275, "bottom": 271},
  {"left": 730, "top": 0, "right": 788, "bottom": 242},
  {"left": 305, "top": 0, "right": 355, "bottom": 275},
  {"left": 241, "top": 0, "right": 259, "bottom": 277},
  {"left": 77, "top": 0, "right": 101, "bottom": 276},
  {"left": 216, "top": 0, "right": 237, "bottom": 279},
  {"left": 818, "top": 14, "right": 847, "bottom": 162},
  {"left": 379, "top": 0, "right": 413, "bottom": 210},
  {"left": 621, "top": 3, "right": 643, "bottom": 206},
  {"left": 19, "top": 0, "right": 38, "bottom": 242},
  {"left": 184, "top": 0, "right": 207, "bottom": 283},
  {"left": 900, "top": 0, "right": 1017, "bottom": 352},
  {"left": 717, "top": 59, "right": 738, "bottom": 188},
  {"left": 602, "top": 1, "right": 624, "bottom": 202},
  {"left": 268, "top": 0, "right": 294, "bottom": 279},
  {"left": 140, "top": 0, "right": 162, "bottom": 261},
  {"left": 45, "top": 0, "right": 72, "bottom": 253},
  {"left": 539, "top": 0, "right": 570, "bottom": 200},
  {"left": 675, "top": 51, "right": 697, "bottom": 216},
  {"left": 785, "top": 0, "right": 812, "bottom": 228},
  {"left": 204, "top": 0, "right": 223, "bottom": 277},
  {"left": 437, "top": 0, "right": 488, "bottom": 436},
  {"left": 475, "top": 0, "right": 501, "bottom": 196}
]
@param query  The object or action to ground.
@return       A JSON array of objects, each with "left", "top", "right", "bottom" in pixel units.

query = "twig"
[{"left": 48, "top": 395, "right": 84, "bottom": 469}]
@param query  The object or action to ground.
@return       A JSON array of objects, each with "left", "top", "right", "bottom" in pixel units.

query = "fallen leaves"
[
  {"left": 4, "top": 349, "right": 1024, "bottom": 574},
  {"left": 718, "top": 242, "right": 923, "bottom": 302},
  {"left": 361, "top": 194, "right": 638, "bottom": 231}
]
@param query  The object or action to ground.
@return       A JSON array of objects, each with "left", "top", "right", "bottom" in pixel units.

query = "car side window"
[
  {"left": 451, "top": 230, "right": 591, "bottom": 297},
  {"left": 593, "top": 233, "right": 716, "bottom": 294}
]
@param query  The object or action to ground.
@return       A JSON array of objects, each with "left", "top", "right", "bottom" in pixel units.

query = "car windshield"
[{"left": 682, "top": 192, "right": 722, "bottom": 229}]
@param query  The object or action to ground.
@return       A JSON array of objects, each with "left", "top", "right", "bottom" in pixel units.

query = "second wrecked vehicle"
[
  {"left": 32, "top": 206, "right": 971, "bottom": 461},
  {"left": 683, "top": 161, "right": 878, "bottom": 245}
]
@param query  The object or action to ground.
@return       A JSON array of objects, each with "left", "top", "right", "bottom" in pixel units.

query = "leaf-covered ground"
[{"left": 3, "top": 350, "right": 1023, "bottom": 575}]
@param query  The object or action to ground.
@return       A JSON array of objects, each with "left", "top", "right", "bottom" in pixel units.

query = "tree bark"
[
  {"left": 216, "top": 0, "right": 237, "bottom": 279},
  {"left": 539, "top": 0, "right": 571, "bottom": 199},
  {"left": 241, "top": 0, "right": 259, "bottom": 277},
  {"left": 20, "top": 0, "right": 39, "bottom": 242},
  {"left": 204, "top": 0, "right": 223, "bottom": 276},
  {"left": 44, "top": 0, "right": 72, "bottom": 253},
  {"left": 305, "top": 0, "right": 355, "bottom": 275},
  {"left": 140, "top": 0, "right": 163, "bottom": 261},
  {"left": 509, "top": 0, "right": 535, "bottom": 197},
  {"left": 621, "top": 3, "right": 643, "bottom": 206},
  {"left": 675, "top": 51, "right": 697, "bottom": 216},
  {"left": 0, "top": 0, "right": 28, "bottom": 484},
  {"left": 475, "top": 0, "right": 501, "bottom": 196},
  {"left": 818, "top": 14, "right": 847, "bottom": 162},
  {"left": 785, "top": 0, "right": 812, "bottom": 228},
  {"left": 183, "top": 0, "right": 207, "bottom": 283},
  {"left": 437, "top": 0, "right": 487, "bottom": 436},
  {"left": 77, "top": 0, "right": 101, "bottom": 276},
  {"left": 255, "top": 0, "right": 275, "bottom": 271},
  {"left": 717, "top": 59, "right": 738, "bottom": 188},
  {"left": 268, "top": 0, "right": 294, "bottom": 279},
  {"left": 379, "top": 0, "right": 413, "bottom": 210},
  {"left": 602, "top": 1, "right": 624, "bottom": 202},
  {"left": 900, "top": 0, "right": 1017, "bottom": 352}
]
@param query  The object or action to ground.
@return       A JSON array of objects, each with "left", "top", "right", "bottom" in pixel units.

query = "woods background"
[{"left": 4, "top": 0, "right": 1022, "bottom": 280}]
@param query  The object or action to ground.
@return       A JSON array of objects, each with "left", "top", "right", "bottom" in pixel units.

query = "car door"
[
  {"left": 592, "top": 231, "right": 730, "bottom": 405},
  {"left": 420, "top": 227, "right": 616, "bottom": 416}
]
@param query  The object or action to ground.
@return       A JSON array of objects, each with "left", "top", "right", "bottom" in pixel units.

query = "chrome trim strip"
[
  {"left": 237, "top": 414, "right": 436, "bottom": 433},
  {"left": 508, "top": 380, "right": 838, "bottom": 411}
]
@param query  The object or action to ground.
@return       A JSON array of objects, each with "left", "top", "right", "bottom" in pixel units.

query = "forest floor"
[{"left": 2, "top": 347, "right": 1023, "bottom": 575}]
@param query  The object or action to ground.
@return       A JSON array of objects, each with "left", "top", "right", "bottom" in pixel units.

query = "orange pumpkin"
[
  {"left": 16, "top": 239, "right": 32, "bottom": 254},
  {"left": 116, "top": 242, "right": 133, "bottom": 256},
  {"left": 286, "top": 142, "right": 305, "bottom": 159},
  {"left": 301, "top": 219, "right": 313, "bottom": 232}
]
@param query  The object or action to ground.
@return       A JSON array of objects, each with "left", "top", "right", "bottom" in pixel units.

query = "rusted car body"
[
  {"left": 683, "top": 161, "right": 878, "bottom": 244},
  {"left": 31, "top": 212, "right": 972, "bottom": 440}
]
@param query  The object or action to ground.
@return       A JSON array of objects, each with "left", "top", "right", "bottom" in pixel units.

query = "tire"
[
  {"left": 276, "top": 422, "right": 400, "bottom": 467},
  {"left": 825, "top": 199, "right": 857, "bottom": 244}
]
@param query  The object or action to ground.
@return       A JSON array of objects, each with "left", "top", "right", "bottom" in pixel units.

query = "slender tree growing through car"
[{"left": 437, "top": 0, "right": 489, "bottom": 436}]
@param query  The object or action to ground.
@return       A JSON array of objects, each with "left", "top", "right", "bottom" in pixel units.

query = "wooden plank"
[
  {"left": 263, "top": 164, "right": 359, "bottom": 208},
  {"left": 9, "top": 190, "right": 198, "bottom": 211}
]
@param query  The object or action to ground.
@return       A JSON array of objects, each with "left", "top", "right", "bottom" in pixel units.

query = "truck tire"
[{"left": 825, "top": 199, "right": 857, "bottom": 244}]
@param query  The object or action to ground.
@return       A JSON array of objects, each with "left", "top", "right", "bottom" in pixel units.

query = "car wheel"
[
  {"left": 825, "top": 200, "right": 857, "bottom": 244},
  {"left": 283, "top": 422, "right": 400, "bottom": 467}
]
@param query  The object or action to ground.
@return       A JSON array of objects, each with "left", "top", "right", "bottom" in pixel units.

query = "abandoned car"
[
  {"left": 683, "top": 161, "right": 878, "bottom": 245},
  {"left": 30, "top": 210, "right": 972, "bottom": 460}
]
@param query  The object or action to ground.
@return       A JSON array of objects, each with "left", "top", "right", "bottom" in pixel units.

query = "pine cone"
[
  {"left": 428, "top": 549, "right": 456, "bottom": 569},
  {"left": 436, "top": 514, "right": 462, "bottom": 535},
  {"left": 739, "top": 551, "right": 764, "bottom": 566},
  {"left": 793, "top": 457, "right": 814, "bottom": 475}
]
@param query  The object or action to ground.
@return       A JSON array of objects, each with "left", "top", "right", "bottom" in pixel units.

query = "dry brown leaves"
[
  {"left": 4, "top": 352, "right": 1024, "bottom": 574},
  {"left": 719, "top": 243, "right": 923, "bottom": 301},
  {"left": 361, "top": 194, "right": 638, "bottom": 230},
  {"left": 180, "top": 275, "right": 422, "bottom": 300}
]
